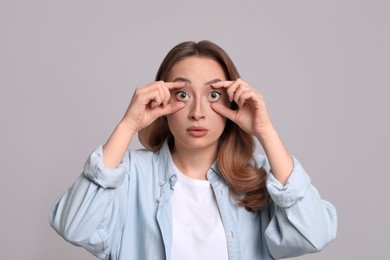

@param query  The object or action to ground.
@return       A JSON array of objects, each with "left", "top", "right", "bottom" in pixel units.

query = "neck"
[{"left": 170, "top": 143, "right": 218, "bottom": 180}]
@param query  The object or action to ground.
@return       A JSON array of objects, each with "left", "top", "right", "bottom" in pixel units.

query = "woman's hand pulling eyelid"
[
  {"left": 210, "top": 79, "right": 275, "bottom": 137},
  {"left": 210, "top": 81, "right": 235, "bottom": 102},
  {"left": 102, "top": 80, "right": 186, "bottom": 168},
  {"left": 120, "top": 81, "right": 187, "bottom": 132}
]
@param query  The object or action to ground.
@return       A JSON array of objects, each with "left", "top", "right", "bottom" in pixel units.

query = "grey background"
[{"left": 1, "top": 0, "right": 389, "bottom": 259}]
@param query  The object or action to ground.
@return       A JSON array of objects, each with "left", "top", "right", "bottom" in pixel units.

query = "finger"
[
  {"left": 161, "top": 81, "right": 187, "bottom": 106},
  {"left": 211, "top": 80, "right": 234, "bottom": 102},
  {"left": 133, "top": 88, "right": 159, "bottom": 107},
  {"left": 150, "top": 100, "right": 161, "bottom": 109},
  {"left": 211, "top": 81, "right": 235, "bottom": 101},
  {"left": 166, "top": 101, "right": 186, "bottom": 114},
  {"left": 161, "top": 82, "right": 171, "bottom": 106},
  {"left": 153, "top": 101, "right": 185, "bottom": 118},
  {"left": 233, "top": 82, "right": 255, "bottom": 107},
  {"left": 134, "top": 84, "right": 163, "bottom": 107},
  {"left": 138, "top": 81, "right": 184, "bottom": 107},
  {"left": 210, "top": 80, "right": 234, "bottom": 89},
  {"left": 148, "top": 81, "right": 173, "bottom": 108},
  {"left": 165, "top": 81, "right": 187, "bottom": 90},
  {"left": 237, "top": 90, "right": 256, "bottom": 108},
  {"left": 159, "top": 81, "right": 186, "bottom": 106},
  {"left": 151, "top": 81, "right": 169, "bottom": 107},
  {"left": 149, "top": 88, "right": 164, "bottom": 109},
  {"left": 210, "top": 102, "right": 237, "bottom": 122},
  {"left": 232, "top": 84, "right": 247, "bottom": 106}
]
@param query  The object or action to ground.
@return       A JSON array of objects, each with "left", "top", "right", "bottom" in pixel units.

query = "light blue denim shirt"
[{"left": 49, "top": 141, "right": 337, "bottom": 260}]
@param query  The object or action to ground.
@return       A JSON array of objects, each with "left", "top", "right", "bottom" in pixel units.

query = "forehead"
[{"left": 167, "top": 56, "right": 226, "bottom": 81}]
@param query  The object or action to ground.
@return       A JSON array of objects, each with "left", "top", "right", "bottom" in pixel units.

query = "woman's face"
[{"left": 166, "top": 56, "right": 229, "bottom": 152}]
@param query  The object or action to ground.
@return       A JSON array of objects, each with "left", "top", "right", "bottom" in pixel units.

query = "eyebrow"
[{"left": 172, "top": 77, "right": 222, "bottom": 86}]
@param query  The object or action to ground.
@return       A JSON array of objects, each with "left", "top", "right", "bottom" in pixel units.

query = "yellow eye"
[
  {"left": 208, "top": 91, "right": 221, "bottom": 102},
  {"left": 175, "top": 91, "right": 190, "bottom": 101}
]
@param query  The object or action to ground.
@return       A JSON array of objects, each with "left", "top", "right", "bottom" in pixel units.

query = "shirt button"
[{"left": 169, "top": 175, "right": 178, "bottom": 188}]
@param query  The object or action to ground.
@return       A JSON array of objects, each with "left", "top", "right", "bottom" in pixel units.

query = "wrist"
[
  {"left": 118, "top": 119, "right": 139, "bottom": 134},
  {"left": 102, "top": 121, "right": 137, "bottom": 168},
  {"left": 255, "top": 126, "right": 279, "bottom": 144}
]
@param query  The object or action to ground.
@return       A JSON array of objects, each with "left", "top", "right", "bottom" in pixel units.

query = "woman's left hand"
[
  {"left": 211, "top": 79, "right": 274, "bottom": 138},
  {"left": 212, "top": 79, "right": 293, "bottom": 184}
]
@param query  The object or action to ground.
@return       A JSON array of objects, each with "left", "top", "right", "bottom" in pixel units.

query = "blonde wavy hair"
[{"left": 138, "top": 40, "right": 267, "bottom": 212}]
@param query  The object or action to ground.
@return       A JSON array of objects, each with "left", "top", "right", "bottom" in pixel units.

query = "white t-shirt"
[{"left": 171, "top": 165, "right": 229, "bottom": 260}]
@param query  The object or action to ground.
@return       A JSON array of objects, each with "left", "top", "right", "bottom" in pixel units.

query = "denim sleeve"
[
  {"left": 259, "top": 156, "right": 337, "bottom": 259},
  {"left": 49, "top": 146, "right": 130, "bottom": 259}
]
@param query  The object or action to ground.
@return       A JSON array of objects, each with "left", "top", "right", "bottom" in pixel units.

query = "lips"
[{"left": 187, "top": 126, "right": 208, "bottom": 137}]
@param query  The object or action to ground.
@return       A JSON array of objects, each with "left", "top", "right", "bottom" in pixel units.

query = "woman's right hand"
[
  {"left": 121, "top": 81, "right": 186, "bottom": 132},
  {"left": 102, "top": 81, "right": 185, "bottom": 168}
]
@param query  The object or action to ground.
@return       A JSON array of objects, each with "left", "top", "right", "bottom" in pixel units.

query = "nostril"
[{"left": 188, "top": 113, "right": 205, "bottom": 120}]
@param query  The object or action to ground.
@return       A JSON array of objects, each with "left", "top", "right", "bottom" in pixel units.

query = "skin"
[
  {"left": 102, "top": 56, "right": 293, "bottom": 184},
  {"left": 165, "top": 57, "right": 230, "bottom": 179}
]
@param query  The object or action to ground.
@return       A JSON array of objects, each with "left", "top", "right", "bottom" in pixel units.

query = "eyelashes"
[
  {"left": 175, "top": 90, "right": 190, "bottom": 101},
  {"left": 208, "top": 90, "right": 221, "bottom": 102},
  {"left": 175, "top": 90, "right": 222, "bottom": 103}
]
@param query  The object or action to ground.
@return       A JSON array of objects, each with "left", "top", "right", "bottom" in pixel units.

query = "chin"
[{"left": 176, "top": 137, "right": 219, "bottom": 150}]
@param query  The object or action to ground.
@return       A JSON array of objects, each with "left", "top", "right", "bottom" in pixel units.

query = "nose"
[{"left": 188, "top": 97, "right": 205, "bottom": 121}]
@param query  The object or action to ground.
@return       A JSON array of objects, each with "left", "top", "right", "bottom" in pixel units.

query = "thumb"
[
  {"left": 154, "top": 101, "right": 185, "bottom": 117},
  {"left": 211, "top": 103, "right": 236, "bottom": 122}
]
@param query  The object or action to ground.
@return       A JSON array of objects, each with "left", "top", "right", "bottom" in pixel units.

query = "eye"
[
  {"left": 207, "top": 91, "right": 221, "bottom": 102},
  {"left": 175, "top": 90, "right": 190, "bottom": 101}
]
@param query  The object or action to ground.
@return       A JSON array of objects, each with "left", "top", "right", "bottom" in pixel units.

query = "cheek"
[
  {"left": 168, "top": 93, "right": 177, "bottom": 103},
  {"left": 166, "top": 108, "right": 186, "bottom": 129},
  {"left": 166, "top": 113, "right": 177, "bottom": 127},
  {"left": 211, "top": 97, "right": 229, "bottom": 119},
  {"left": 211, "top": 93, "right": 230, "bottom": 109},
  {"left": 210, "top": 109, "right": 227, "bottom": 128}
]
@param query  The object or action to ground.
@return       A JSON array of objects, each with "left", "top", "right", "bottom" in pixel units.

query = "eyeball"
[
  {"left": 175, "top": 90, "right": 190, "bottom": 101},
  {"left": 207, "top": 91, "right": 221, "bottom": 102}
]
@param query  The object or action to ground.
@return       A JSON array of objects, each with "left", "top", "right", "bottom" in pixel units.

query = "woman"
[{"left": 49, "top": 40, "right": 337, "bottom": 260}]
